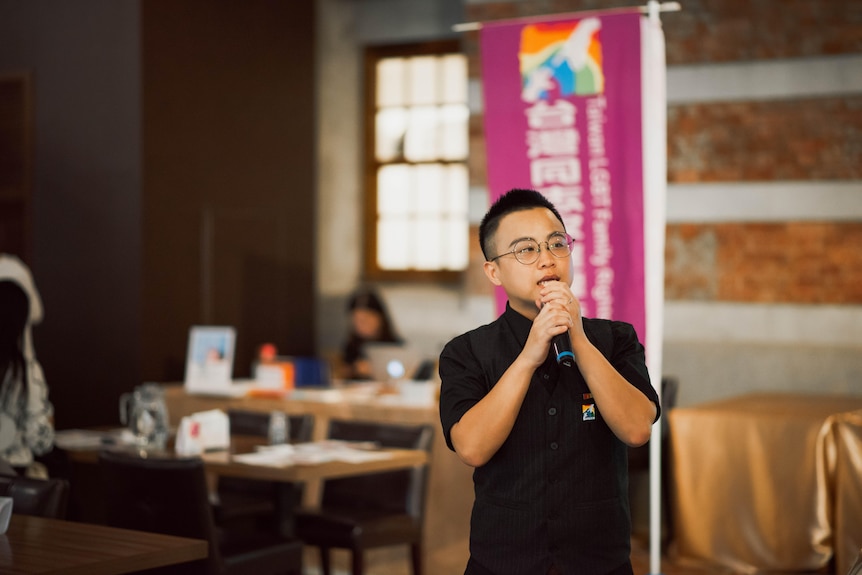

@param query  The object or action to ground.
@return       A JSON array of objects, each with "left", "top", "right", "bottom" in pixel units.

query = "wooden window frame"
[{"left": 362, "top": 40, "right": 466, "bottom": 283}]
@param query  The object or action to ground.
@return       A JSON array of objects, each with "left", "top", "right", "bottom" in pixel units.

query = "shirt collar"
[{"left": 502, "top": 301, "right": 534, "bottom": 347}]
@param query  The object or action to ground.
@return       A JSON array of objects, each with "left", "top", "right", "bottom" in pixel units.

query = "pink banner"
[{"left": 481, "top": 12, "right": 646, "bottom": 340}]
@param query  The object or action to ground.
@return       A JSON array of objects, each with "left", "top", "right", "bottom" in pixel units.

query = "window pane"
[
  {"left": 404, "top": 106, "right": 438, "bottom": 162},
  {"left": 445, "top": 164, "right": 469, "bottom": 216},
  {"left": 414, "top": 217, "right": 442, "bottom": 269},
  {"left": 414, "top": 164, "right": 444, "bottom": 215},
  {"left": 378, "top": 165, "right": 410, "bottom": 215},
  {"left": 444, "top": 218, "right": 469, "bottom": 269},
  {"left": 378, "top": 217, "right": 410, "bottom": 269},
  {"left": 440, "top": 104, "right": 469, "bottom": 160},
  {"left": 375, "top": 107, "right": 407, "bottom": 162},
  {"left": 408, "top": 56, "right": 437, "bottom": 105},
  {"left": 441, "top": 55, "right": 467, "bottom": 104},
  {"left": 377, "top": 58, "right": 405, "bottom": 107}
]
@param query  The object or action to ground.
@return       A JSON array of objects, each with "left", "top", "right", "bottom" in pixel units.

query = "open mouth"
[{"left": 538, "top": 276, "right": 559, "bottom": 285}]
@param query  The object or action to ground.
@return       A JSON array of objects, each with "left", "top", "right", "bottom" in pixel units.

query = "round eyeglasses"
[{"left": 487, "top": 233, "right": 574, "bottom": 265}]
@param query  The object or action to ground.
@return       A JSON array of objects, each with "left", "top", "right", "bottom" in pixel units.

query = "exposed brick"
[
  {"left": 668, "top": 97, "right": 862, "bottom": 182},
  {"left": 667, "top": 223, "right": 862, "bottom": 303}
]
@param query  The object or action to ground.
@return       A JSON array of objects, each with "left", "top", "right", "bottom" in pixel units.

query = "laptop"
[{"left": 364, "top": 343, "right": 425, "bottom": 382}]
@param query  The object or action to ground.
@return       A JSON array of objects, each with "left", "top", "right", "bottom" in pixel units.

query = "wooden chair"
[
  {"left": 213, "top": 410, "right": 314, "bottom": 536},
  {"left": 0, "top": 473, "right": 69, "bottom": 519},
  {"left": 99, "top": 450, "right": 303, "bottom": 575},
  {"left": 295, "top": 419, "right": 434, "bottom": 575}
]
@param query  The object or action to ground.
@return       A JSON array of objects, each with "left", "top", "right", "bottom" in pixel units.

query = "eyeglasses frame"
[{"left": 487, "top": 232, "right": 574, "bottom": 265}]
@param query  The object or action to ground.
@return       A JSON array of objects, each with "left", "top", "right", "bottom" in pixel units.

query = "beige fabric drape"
[
  {"left": 828, "top": 409, "right": 862, "bottom": 575},
  {"left": 669, "top": 393, "right": 862, "bottom": 574}
]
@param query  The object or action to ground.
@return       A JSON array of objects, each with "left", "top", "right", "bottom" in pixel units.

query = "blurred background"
[{"left": 1, "top": 0, "right": 860, "bottom": 430}]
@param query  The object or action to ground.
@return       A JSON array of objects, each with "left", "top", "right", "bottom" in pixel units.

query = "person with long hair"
[
  {"left": 341, "top": 287, "right": 402, "bottom": 380},
  {"left": 0, "top": 255, "right": 54, "bottom": 475}
]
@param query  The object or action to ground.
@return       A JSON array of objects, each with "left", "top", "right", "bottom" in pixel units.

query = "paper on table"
[
  {"left": 232, "top": 441, "right": 394, "bottom": 467},
  {"left": 54, "top": 428, "right": 136, "bottom": 450}
]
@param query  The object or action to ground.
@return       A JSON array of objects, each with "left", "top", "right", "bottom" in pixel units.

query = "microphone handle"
[{"left": 553, "top": 333, "right": 576, "bottom": 368}]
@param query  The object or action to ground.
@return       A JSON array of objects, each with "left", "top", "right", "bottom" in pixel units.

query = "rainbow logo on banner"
[{"left": 519, "top": 18, "right": 605, "bottom": 102}]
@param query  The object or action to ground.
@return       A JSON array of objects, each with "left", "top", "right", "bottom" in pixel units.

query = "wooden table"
[
  {"left": 0, "top": 514, "right": 207, "bottom": 575},
  {"left": 62, "top": 437, "right": 429, "bottom": 484},
  {"left": 669, "top": 393, "right": 862, "bottom": 574},
  {"left": 199, "top": 443, "right": 429, "bottom": 482},
  {"left": 161, "top": 383, "right": 474, "bottom": 575}
]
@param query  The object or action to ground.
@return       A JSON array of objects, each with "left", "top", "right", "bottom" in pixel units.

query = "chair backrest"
[
  {"left": 321, "top": 419, "right": 434, "bottom": 518},
  {"left": 658, "top": 376, "right": 679, "bottom": 435},
  {"left": 0, "top": 473, "right": 69, "bottom": 519},
  {"left": 98, "top": 450, "right": 219, "bottom": 573},
  {"left": 227, "top": 409, "right": 314, "bottom": 443}
]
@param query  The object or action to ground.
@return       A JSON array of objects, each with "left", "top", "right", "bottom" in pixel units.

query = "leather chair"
[
  {"left": 627, "top": 376, "right": 679, "bottom": 545},
  {"left": 213, "top": 410, "right": 314, "bottom": 536},
  {"left": 99, "top": 450, "right": 303, "bottom": 575},
  {"left": 295, "top": 419, "right": 434, "bottom": 575},
  {"left": 0, "top": 473, "right": 69, "bottom": 519}
]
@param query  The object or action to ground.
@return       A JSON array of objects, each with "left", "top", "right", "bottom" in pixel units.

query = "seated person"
[
  {"left": 0, "top": 254, "right": 54, "bottom": 476},
  {"left": 340, "top": 287, "right": 402, "bottom": 380}
]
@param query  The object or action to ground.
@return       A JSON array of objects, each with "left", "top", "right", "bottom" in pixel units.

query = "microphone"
[{"left": 553, "top": 333, "right": 575, "bottom": 368}]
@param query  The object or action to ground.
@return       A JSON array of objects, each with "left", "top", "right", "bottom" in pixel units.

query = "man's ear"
[{"left": 483, "top": 261, "right": 503, "bottom": 286}]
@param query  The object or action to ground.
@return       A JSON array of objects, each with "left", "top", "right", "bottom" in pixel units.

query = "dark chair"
[
  {"left": 99, "top": 450, "right": 303, "bottom": 575},
  {"left": 213, "top": 411, "right": 314, "bottom": 536},
  {"left": 295, "top": 419, "right": 434, "bottom": 575},
  {"left": 627, "top": 376, "right": 679, "bottom": 545},
  {"left": 0, "top": 473, "right": 69, "bottom": 519}
]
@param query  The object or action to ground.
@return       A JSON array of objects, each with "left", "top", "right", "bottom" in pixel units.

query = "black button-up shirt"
[{"left": 439, "top": 303, "right": 660, "bottom": 575}]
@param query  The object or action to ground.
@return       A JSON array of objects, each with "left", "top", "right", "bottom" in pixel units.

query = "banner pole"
[
  {"left": 642, "top": 1, "right": 669, "bottom": 572},
  {"left": 452, "top": 1, "right": 680, "bottom": 32}
]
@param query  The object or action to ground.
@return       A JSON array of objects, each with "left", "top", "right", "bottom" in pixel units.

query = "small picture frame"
[{"left": 184, "top": 326, "right": 236, "bottom": 391}]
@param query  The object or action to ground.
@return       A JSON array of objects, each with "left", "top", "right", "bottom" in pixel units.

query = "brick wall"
[
  {"left": 669, "top": 98, "right": 862, "bottom": 182},
  {"left": 464, "top": 0, "right": 862, "bottom": 305}
]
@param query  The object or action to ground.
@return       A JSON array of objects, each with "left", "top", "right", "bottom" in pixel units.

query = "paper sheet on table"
[
  {"left": 232, "top": 442, "right": 394, "bottom": 467},
  {"left": 54, "top": 428, "right": 136, "bottom": 450}
]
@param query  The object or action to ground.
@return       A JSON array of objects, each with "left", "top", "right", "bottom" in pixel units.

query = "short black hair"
[{"left": 479, "top": 188, "right": 566, "bottom": 260}]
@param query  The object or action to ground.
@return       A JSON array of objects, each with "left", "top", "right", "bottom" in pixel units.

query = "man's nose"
[{"left": 537, "top": 243, "right": 556, "bottom": 265}]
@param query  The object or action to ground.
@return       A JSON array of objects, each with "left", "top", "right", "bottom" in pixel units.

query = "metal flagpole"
[
  {"left": 642, "top": 1, "right": 670, "bottom": 572},
  {"left": 451, "top": 1, "right": 681, "bottom": 32}
]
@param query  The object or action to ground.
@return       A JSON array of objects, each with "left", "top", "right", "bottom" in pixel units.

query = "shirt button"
[
  {"left": 548, "top": 407, "right": 557, "bottom": 416},
  {"left": 543, "top": 373, "right": 549, "bottom": 380},
  {"left": 550, "top": 442, "right": 558, "bottom": 450}
]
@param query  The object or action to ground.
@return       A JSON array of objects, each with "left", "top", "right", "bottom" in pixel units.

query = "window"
[{"left": 364, "top": 41, "right": 469, "bottom": 282}]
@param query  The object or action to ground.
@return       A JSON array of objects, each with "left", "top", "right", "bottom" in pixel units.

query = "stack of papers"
[
  {"left": 232, "top": 440, "right": 394, "bottom": 468},
  {"left": 54, "top": 428, "right": 137, "bottom": 450}
]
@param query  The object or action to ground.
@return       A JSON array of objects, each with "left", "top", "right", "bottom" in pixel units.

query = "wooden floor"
[
  {"left": 304, "top": 536, "right": 843, "bottom": 575},
  {"left": 630, "top": 536, "right": 732, "bottom": 575},
  {"left": 302, "top": 536, "right": 838, "bottom": 575}
]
